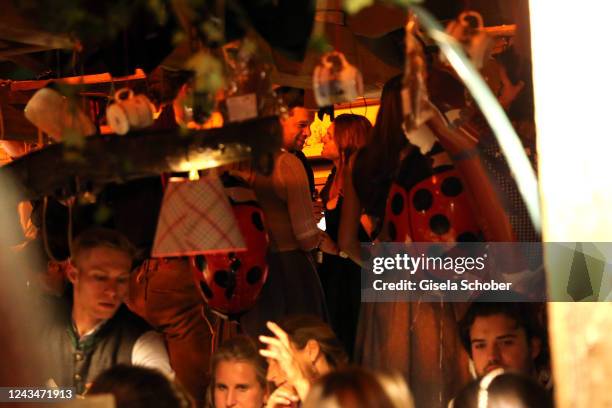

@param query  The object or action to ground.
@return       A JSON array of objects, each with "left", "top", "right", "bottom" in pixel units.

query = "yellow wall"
[{"left": 303, "top": 103, "right": 379, "bottom": 158}]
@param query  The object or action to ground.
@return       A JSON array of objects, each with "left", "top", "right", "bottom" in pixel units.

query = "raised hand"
[
  {"left": 259, "top": 321, "right": 313, "bottom": 401},
  {"left": 265, "top": 383, "right": 299, "bottom": 408}
]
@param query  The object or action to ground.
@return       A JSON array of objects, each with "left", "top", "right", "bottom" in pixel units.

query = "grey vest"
[{"left": 43, "top": 299, "right": 150, "bottom": 394}]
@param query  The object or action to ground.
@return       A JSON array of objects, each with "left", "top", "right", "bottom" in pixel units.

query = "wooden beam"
[
  {"left": 0, "top": 116, "right": 282, "bottom": 201},
  {"left": 0, "top": 26, "right": 74, "bottom": 50},
  {"left": 10, "top": 69, "right": 147, "bottom": 92}
]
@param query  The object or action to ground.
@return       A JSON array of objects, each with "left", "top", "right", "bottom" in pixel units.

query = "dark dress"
[
  {"left": 353, "top": 147, "right": 471, "bottom": 408},
  {"left": 317, "top": 167, "right": 369, "bottom": 358}
]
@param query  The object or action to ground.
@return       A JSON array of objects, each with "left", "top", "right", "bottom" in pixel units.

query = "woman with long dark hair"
[
  {"left": 318, "top": 113, "right": 372, "bottom": 358},
  {"left": 338, "top": 75, "right": 470, "bottom": 408}
]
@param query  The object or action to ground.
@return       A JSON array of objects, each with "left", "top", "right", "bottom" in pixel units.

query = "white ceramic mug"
[
  {"left": 24, "top": 87, "right": 95, "bottom": 141},
  {"left": 313, "top": 51, "right": 363, "bottom": 107},
  {"left": 106, "top": 88, "right": 155, "bottom": 135}
]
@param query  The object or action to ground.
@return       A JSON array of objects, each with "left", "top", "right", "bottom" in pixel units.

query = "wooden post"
[{"left": 530, "top": 1, "right": 612, "bottom": 407}]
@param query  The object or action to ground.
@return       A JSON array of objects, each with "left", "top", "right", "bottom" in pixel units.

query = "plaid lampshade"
[{"left": 152, "top": 175, "right": 246, "bottom": 257}]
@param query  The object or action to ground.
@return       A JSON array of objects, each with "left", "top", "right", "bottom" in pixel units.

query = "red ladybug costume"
[
  {"left": 385, "top": 168, "right": 481, "bottom": 243},
  {"left": 191, "top": 174, "right": 269, "bottom": 317}
]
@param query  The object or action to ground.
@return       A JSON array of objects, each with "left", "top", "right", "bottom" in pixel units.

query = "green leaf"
[{"left": 343, "top": 0, "right": 374, "bottom": 15}]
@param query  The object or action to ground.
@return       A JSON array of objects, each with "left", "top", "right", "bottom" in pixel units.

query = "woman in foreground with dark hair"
[
  {"left": 303, "top": 367, "right": 414, "bottom": 408},
  {"left": 88, "top": 365, "right": 193, "bottom": 408},
  {"left": 259, "top": 314, "right": 348, "bottom": 407}
]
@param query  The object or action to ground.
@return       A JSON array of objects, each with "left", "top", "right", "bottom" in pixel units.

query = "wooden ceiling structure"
[{"left": 0, "top": 0, "right": 518, "bottom": 201}]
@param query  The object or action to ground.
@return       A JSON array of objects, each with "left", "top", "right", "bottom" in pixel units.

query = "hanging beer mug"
[
  {"left": 219, "top": 38, "right": 278, "bottom": 123},
  {"left": 443, "top": 11, "right": 494, "bottom": 70},
  {"left": 313, "top": 51, "right": 363, "bottom": 107}
]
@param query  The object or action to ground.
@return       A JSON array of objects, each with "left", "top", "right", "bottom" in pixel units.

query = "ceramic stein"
[
  {"left": 313, "top": 51, "right": 364, "bottom": 107},
  {"left": 24, "top": 87, "right": 95, "bottom": 141},
  {"left": 106, "top": 88, "right": 155, "bottom": 135}
]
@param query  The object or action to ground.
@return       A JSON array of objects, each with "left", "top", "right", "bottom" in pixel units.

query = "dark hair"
[
  {"left": 88, "top": 365, "right": 191, "bottom": 408},
  {"left": 333, "top": 114, "right": 372, "bottom": 163},
  {"left": 303, "top": 367, "right": 401, "bottom": 408},
  {"left": 71, "top": 227, "right": 136, "bottom": 265},
  {"left": 453, "top": 371, "right": 553, "bottom": 408},
  {"left": 278, "top": 314, "right": 348, "bottom": 369},
  {"left": 330, "top": 114, "right": 372, "bottom": 199},
  {"left": 211, "top": 335, "right": 267, "bottom": 389},
  {"left": 352, "top": 75, "right": 411, "bottom": 218},
  {"left": 275, "top": 86, "right": 305, "bottom": 111},
  {"left": 458, "top": 297, "right": 549, "bottom": 369}
]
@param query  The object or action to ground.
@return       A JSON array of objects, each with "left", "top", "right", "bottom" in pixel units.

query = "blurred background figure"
[{"left": 0, "top": 172, "right": 51, "bottom": 392}]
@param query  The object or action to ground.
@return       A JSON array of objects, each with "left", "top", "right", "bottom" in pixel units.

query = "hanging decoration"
[
  {"left": 151, "top": 174, "right": 246, "bottom": 258},
  {"left": 313, "top": 50, "right": 364, "bottom": 107},
  {"left": 443, "top": 11, "right": 494, "bottom": 70},
  {"left": 218, "top": 37, "right": 278, "bottom": 124},
  {"left": 191, "top": 173, "right": 269, "bottom": 317},
  {"left": 24, "top": 86, "right": 95, "bottom": 142},
  {"left": 106, "top": 88, "right": 156, "bottom": 135},
  {"left": 401, "top": 11, "right": 432, "bottom": 133}
]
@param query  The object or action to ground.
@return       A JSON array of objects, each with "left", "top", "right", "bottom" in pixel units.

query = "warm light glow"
[
  {"left": 186, "top": 111, "right": 224, "bottom": 130},
  {"left": 176, "top": 158, "right": 222, "bottom": 172},
  {"left": 188, "top": 169, "right": 200, "bottom": 180},
  {"left": 531, "top": 5, "right": 612, "bottom": 408},
  {"left": 530, "top": 2, "right": 612, "bottom": 241},
  {"left": 304, "top": 103, "right": 379, "bottom": 158}
]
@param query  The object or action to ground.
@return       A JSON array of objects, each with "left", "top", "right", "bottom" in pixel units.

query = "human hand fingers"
[
  {"left": 266, "top": 321, "right": 291, "bottom": 346},
  {"left": 259, "top": 334, "right": 284, "bottom": 349},
  {"left": 269, "top": 389, "right": 299, "bottom": 404}
]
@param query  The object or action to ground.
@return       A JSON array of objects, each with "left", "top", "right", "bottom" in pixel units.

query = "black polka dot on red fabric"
[
  {"left": 388, "top": 221, "right": 397, "bottom": 241},
  {"left": 199, "top": 281, "right": 213, "bottom": 299},
  {"left": 214, "top": 270, "right": 230, "bottom": 288},
  {"left": 413, "top": 189, "right": 433, "bottom": 212},
  {"left": 194, "top": 255, "right": 206, "bottom": 271},
  {"left": 441, "top": 177, "right": 463, "bottom": 197},
  {"left": 252, "top": 211, "right": 264, "bottom": 231},
  {"left": 429, "top": 214, "right": 450, "bottom": 235},
  {"left": 391, "top": 193, "right": 404, "bottom": 215},
  {"left": 246, "top": 267, "right": 263, "bottom": 284},
  {"left": 230, "top": 257, "right": 242, "bottom": 271},
  {"left": 457, "top": 232, "right": 478, "bottom": 242}
]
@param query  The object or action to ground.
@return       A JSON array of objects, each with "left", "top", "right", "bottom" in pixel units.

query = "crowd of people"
[{"left": 1, "top": 9, "right": 553, "bottom": 406}]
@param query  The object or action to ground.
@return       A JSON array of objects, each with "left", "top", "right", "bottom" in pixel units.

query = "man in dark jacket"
[{"left": 41, "top": 227, "right": 173, "bottom": 394}]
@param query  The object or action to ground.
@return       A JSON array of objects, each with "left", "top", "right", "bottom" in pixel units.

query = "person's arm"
[
  {"left": 338, "top": 157, "right": 364, "bottom": 266},
  {"left": 131, "top": 330, "right": 175, "bottom": 379},
  {"left": 279, "top": 154, "right": 320, "bottom": 251}
]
